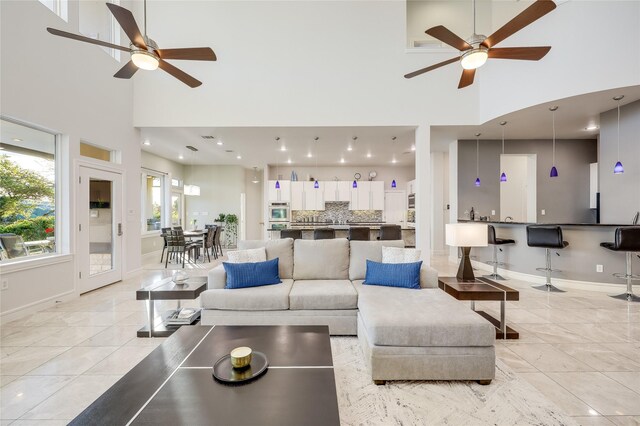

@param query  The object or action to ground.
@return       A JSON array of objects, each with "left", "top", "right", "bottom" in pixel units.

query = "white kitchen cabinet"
[
  {"left": 370, "top": 181, "right": 385, "bottom": 210},
  {"left": 268, "top": 180, "right": 291, "bottom": 203},
  {"left": 337, "top": 181, "right": 351, "bottom": 202},
  {"left": 350, "top": 181, "right": 371, "bottom": 210},
  {"left": 407, "top": 179, "right": 416, "bottom": 195},
  {"left": 290, "top": 181, "right": 304, "bottom": 210},
  {"left": 323, "top": 181, "right": 338, "bottom": 202},
  {"left": 303, "top": 181, "right": 324, "bottom": 210}
]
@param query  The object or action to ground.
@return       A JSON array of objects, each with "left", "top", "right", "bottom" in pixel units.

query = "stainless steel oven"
[
  {"left": 268, "top": 202, "right": 290, "bottom": 222},
  {"left": 408, "top": 193, "right": 415, "bottom": 210}
]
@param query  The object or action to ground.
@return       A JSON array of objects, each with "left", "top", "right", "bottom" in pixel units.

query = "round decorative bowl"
[
  {"left": 172, "top": 271, "right": 189, "bottom": 285},
  {"left": 230, "top": 346, "right": 252, "bottom": 369}
]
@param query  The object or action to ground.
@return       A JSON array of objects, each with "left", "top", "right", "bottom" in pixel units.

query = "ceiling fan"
[
  {"left": 405, "top": 0, "right": 556, "bottom": 89},
  {"left": 46, "top": 1, "right": 216, "bottom": 88}
]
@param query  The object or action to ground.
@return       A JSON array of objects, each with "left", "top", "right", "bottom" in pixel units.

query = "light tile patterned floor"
[{"left": 0, "top": 255, "right": 638, "bottom": 425}]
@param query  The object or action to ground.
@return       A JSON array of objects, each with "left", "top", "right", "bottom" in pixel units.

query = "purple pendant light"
[
  {"left": 613, "top": 95, "right": 625, "bottom": 174},
  {"left": 275, "top": 180, "right": 280, "bottom": 189},
  {"left": 391, "top": 180, "right": 397, "bottom": 188},
  {"left": 275, "top": 136, "right": 281, "bottom": 188},
  {"left": 474, "top": 133, "right": 481, "bottom": 187},
  {"left": 314, "top": 137, "right": 321, "bottom": 187},
  {"left": 352, "top": 180, "right": 358, "bottom": 188},
  {"left": 549, "top": 106, "right": 559, "bottom": 178},
  {"left": 500, "top": 121, "right": 507, "bottom": 182}
]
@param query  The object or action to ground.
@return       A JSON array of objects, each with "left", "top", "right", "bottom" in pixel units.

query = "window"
[
  {"left": 142, "top": 172, "right": 165, "bottom": 232},
  {"left": 39, "top": 0, "right": 68, "bottom": 21},
  {"left": 79, "top": 0, "right": 121, "bottom": 62},
  {"left": 80, "top": 141, "right": 114, "bottom": 162},
  {"left": 171, "top": 192, "right": 183, "bottom": 227},
  {"left": 0, "top": 119, "right": 58, "bottom": 261}
]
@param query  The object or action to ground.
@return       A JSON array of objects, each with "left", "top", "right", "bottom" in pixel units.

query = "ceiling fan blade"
[
  {"left": 404, "top": 57, "right": 459, "bottom": 79},
  {"left": 158, "top": 60, "right": 202, "bottom": 88},
  {"left": 114, "top": 61, "right": 138, "bottom": 79},
  {"left": 482, "top": 0, "right": 556, "bottom": 48},
  {"left": 106, "top": 3, "right": 147, "bottom": 49},
  {"left": 47, "top": 27, "right": 131, "bottom": 52},
  {"left": 488, "top": 46, "right": 551, "bottom": 60},
  {"left": 458, "top": 69, "right": 476, "bottom": 89},
  {"left": 157, "top": 48, "right": 217, "bottom": 61},
  {"left": 426, "top": 25, "right": 472, "bottom": 51}
]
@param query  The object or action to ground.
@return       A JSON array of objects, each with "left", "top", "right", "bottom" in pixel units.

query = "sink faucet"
[{"left": 504, "top": 216, "right": 513, "bottom": 222}]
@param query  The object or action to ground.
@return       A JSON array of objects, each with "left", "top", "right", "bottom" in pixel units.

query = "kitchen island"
[
  {"left": 268, "top": 223, "right": 416, "bottom": 247},
  {"left": 457, "top": 219, "right": 639, "bottom": 288}
]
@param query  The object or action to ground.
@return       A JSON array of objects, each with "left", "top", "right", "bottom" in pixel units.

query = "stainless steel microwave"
[
  {"left": 268, "top": 202, "right": 290, "bottom": 222},
  {"left": 408, "top": 193, "right": 415, "bottom": 210}
]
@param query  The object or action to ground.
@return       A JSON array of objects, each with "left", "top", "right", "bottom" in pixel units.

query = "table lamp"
[{"left": 446, "top": 223, "right": 488, "bottom": 281}]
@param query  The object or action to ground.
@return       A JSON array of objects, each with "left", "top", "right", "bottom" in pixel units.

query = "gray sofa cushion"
[
  {"left": 200, "top": 279, "right": 294, "bottom": 311},
  {"left": 239, "top": 239, "right": 294, "bottom": 279},
  {"left": 356, "top": 284, "right": 495, "bottom": 347},
  {"left": 289, "top": 280, "right": 358, "bottom": 310},
  {"left": 293, "top": 239, "right": 350, "bottom": 280},
  {"left": 349, "top": 240, "right": 404, "bottom": 280}
]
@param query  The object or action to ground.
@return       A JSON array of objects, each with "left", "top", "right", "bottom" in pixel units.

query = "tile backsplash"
[{"left": 292, "top": 202, "right": 383, "bottom": 223}]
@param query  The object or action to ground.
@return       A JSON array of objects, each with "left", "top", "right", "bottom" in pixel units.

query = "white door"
[{"left": 77, "top": 166, "right": 123, "bottom": 293}]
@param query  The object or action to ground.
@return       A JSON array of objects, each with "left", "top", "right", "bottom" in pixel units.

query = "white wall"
[
  {"left": 244, "top": 168, "right": 264, "bottom": 240},
  {"left": 0, "top": 0, "right": 140, "bottom": 319},
  {"left": 183, "top": 165, "right": 246, "bottom": 228}
]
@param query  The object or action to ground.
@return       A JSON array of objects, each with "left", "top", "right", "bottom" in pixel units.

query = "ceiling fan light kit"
[
  {"left": 46, "top": 1, "right": 216, "bottom": 87},
  {"left": 405, "top": 0, "right": 556, "bottom": 88}
]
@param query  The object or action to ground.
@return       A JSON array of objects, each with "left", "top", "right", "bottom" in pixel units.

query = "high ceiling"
[
  {"left": 431, "top": 85, "right": 640, "bottom": 151},
  {"left": 140, "top": 126, "right": 417, "bottom": 168}
]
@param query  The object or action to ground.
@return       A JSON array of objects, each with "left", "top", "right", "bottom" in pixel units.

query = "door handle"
[{"left": 117, "top": 223, "right": 123, "bottom": 236}]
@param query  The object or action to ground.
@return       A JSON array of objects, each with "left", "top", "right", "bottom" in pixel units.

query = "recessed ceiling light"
[
  {"left": 411, "top": 145, "right": 416, "bottom": 151},
  {"left": 340, "top": 158, "right": 345, "bottom": 164},
  {"left": 143, "top": 140, "right": 151, "bottom": 146},
  {"left": 366, "top": 153, "right": 372, "bottom": 158},
  {"left": 12, "top": 138, "right": 22, "bottom": 142},
  {"left": 307, "top": 153, "right": 312, "bottom": 158},
  {"left": 178, "top": 155, "right": 184, "bottom": 160},
  {"left": 217, "top": 141, "right": 223, "bottom": 146},
  {"left": 347, "top": 146, "right": 353, "bottom": 151},
  {"left": 585, "top": 125, "right": 599, "bottom": 131},
  {"left": 392, "top": 158, "right": 397, "bottom": 164},
  {"left": 280, "top": 146, "right": 286, "bottom": 152},
  {"left": 237, "top": 155, "right": 242, "bottom": 159},
  {"left": 287, "top": 159, "right": 292, "bottom": 164}
]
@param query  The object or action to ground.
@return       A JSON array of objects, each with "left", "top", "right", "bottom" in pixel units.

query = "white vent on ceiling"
[
  {"left": 186, "top": 145, "right": 198, "bottom": 152},
  {"left": 201, "top": 135, "right": 216, "bottom": 139}
]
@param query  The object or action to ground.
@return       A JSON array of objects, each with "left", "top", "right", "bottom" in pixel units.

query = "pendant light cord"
[
  {"left": 617, "top": 100, "right": 621, "bottom": 160},
  {"left": 501, "top": 126, "right": 505, "bottom": 155},
  {"left": 476, "top": 136, "right": 479, "bottom": 177},
  {"left": 472, "top": 0, "right": 476, "bottom": 35},
  {"left": 552, "top": 109, "right": 556, "bottom": 166},
  {"left": 143, "top": 0, "right": 147, "bottom": 37}
]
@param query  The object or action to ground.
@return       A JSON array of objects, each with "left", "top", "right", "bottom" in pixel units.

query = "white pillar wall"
[
  {"left": 448, "top": 141, "right": 459, "bottom": 261},
  {"left": 430, "top": 151, "right": 445, "bottom": 255},
  {"left": 415, "top": 125, "right": 431, "bottom": 264}
]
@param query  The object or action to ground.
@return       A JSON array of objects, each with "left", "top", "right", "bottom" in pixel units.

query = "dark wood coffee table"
[
  {"left": 70, "top": 325, "right": 340, "bottom": 426},
  {"left": 136, "top": 276, "right": 208, "bottom": 337},
  {"left": 438, "top": 276, "right": 520, "bottom": 339}
]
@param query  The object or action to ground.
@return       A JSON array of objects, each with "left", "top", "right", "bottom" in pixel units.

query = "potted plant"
[
  {"left": 214, "top": 213, "right": 226, "bottom": 225},
  {"left": 224, "top": 214, "right": 238, "bottom": 248}
]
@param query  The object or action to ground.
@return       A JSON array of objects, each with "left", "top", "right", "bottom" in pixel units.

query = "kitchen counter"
[
  {"left": 269, "top": 224, "right": 416, "bottom": 231},
  {"left": 457, "top": 219, "right": 634, "bottom": 227},
  {"left": 268, "top": 225, "right": 416, "bottom": 246}
]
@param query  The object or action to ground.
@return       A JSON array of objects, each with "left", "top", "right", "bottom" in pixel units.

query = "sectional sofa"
[{"left": 202, "top": 238, "right": 496, "bottom": 384}]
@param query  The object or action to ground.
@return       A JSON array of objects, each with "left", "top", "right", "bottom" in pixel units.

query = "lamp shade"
[
  {"left": 184, "top": 184, "right": 201, "bottom": 196},
  {"left": 445, "top": 223, "right": 488, "bottom": 247}
]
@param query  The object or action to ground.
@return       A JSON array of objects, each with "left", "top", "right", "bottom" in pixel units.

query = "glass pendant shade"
[
  {"left": 314, "top": 180, "right": 319, "bottom": 189},
  {"left": 500, "top": 172, "right": 507, "bottom": 182},
  {"left": 352, "top": 180, "right": 357, "bottom": 188},
  {"left": 391, "top": 180, "right": 397, "bottom": 188},
  {"left": 550, "top": 166, "right": 558, "bottom": 178},
  {"left": 614, "top": 161, "right": 624, "bottom": 174},
  {"left": 275, "top": 180, "right": 280, "bottom": 189},
  {"left": 475, "top": 177, "right": 481, "bottom": 187}
]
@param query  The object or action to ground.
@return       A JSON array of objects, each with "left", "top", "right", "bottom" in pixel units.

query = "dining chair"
[
  {"left": 165, "top": 230, "right": 199, "bottom": 268},
  {"left": 160, "top": 227, "right": 171, "bottom": 263},
  {"left": 213, "top": 226, "right": 224, "bottom": 257},
  {"left": 203, "top": 227, "right": 216, "bottom": 262}
]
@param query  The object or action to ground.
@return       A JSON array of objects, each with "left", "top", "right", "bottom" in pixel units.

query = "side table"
[{"left": 136, "top": 276, "right": 207, "bottom": 337}]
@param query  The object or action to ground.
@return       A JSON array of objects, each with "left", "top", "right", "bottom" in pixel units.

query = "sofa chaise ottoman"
[{"left": 201, "top": 238, "right": 496, "bottom": 384}]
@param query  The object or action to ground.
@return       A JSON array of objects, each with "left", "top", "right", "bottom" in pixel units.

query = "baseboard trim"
[
  {"left": 0, "top": 289, "right": 76, "bottom": 324},
  {"left": 470, "top": 260, "right": 622, "bottom": 293}
]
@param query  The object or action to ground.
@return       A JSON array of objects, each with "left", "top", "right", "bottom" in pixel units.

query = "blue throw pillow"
[
  {"left": 363, "top": 259, "right": 422, "bottom": 289},
  {"left": 223, "top": 258, "right": 282, "bottom": 289}
]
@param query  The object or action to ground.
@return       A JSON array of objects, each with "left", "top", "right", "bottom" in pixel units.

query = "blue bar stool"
[
  {"left": 484, "top": 225, "right": 515, "bottom": 280},
  {"left": 526, "top": 225, "right": 568, "bottom": 292},
  {"left": 600, "top": 226, "right": 640, "bottom": 302}
]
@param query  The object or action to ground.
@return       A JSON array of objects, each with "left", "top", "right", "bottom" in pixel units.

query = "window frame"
[
  {"left": 38, "top": 0, "right": 68, "bottom": 22},
  {"left": 140, "top": 170, "right": 167, "bottom": 236},
  {"left": 0, "top": 116, "right": 62, "bottom": 265}
]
